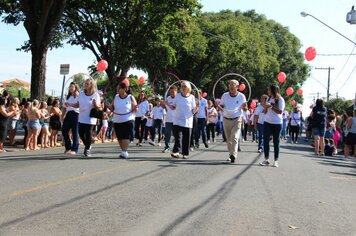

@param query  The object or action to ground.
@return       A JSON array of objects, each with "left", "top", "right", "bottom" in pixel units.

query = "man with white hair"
[{"left": 217, "top": 80, "right": 247, "bottom": 163}]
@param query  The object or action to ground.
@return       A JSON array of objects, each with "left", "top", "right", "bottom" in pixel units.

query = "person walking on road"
[
  {"left": 259, "top": 84, "right": 285, "bottom": 167},
  {"left": 106, "top": 82, "right": 138, "bottom": 159},
  {"left": 217, "top": 79, "right": 247, "bottom": 163},
  {"left": 310, "top": 99, "right": 327, "bottom": 156},
  {"left": 162, "top": 85, "right": 177, "bottom": 153},
  {"left": 254, "top": 95, "right": 267, "bottom": 153},
  {"left": 169, "top": 81, "right": 198, "bottom": 159},
  {"left": 62, "top": 82, "right": 80, "bottom": 155},
  {"left": 134, "top": 91, "right": 149, "bottom": 146},
  {"left": 66, "top": 78, "right": 101, "bottom": 157}
]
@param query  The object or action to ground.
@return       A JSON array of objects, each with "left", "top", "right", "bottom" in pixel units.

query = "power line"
[
  {"left": 336, "top": 65, "right": 356, "bottom": 93},
  {"left": 317, "top": 53, "right": 356, "bottom": 56}
]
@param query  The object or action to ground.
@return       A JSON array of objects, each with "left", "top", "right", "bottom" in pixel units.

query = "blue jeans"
[
  {"left": 257, "top": 123, "right": 264, "bottom": 150},
  {"left": 195, "top": 118, "right": 207, "bottom": 145},
  {"left": 263, "top": 122, "right": 282, "bottom": 161},
  {"left": 62, "top": 111, "right": 79, "bottom": 152},
  {"left": 281, "top": 119, "right": 288, "bottom": 139},
  {"left": 164, "top": 122, "right": 173, "bottom": 149}
]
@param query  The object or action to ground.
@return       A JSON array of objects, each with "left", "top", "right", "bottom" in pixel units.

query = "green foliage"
[
  {"left": 62, "top": 0, "right": 202, "bottom": 82},
  {"left": 325, "top": 98, "right": 353, "bottom": 115}
]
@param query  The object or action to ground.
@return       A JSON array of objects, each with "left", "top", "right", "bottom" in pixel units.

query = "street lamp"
[{"left": 301, "top": 11, "right": 356, "bottom": 46}]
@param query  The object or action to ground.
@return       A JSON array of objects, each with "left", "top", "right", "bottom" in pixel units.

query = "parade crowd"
[{"left": 0, "top": 78, "right": 355, "bottom": 166}]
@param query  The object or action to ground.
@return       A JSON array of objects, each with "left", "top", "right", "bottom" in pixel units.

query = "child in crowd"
[
  {"left": 325, "top": 138, "right": 337, "bottom": 156},
  {"left": 149, "top": 97, "right": 165, "bottom": 146},
  {"left": 144, "top": 103, "right": 154, "bottom": 143},
  {"left": 98, "top": 112, "right": 109, "bottom": 143}
]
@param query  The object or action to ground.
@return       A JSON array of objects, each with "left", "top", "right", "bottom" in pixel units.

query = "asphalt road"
[{"left": 0, "top": 138, "right": 356, "bottom": 236}]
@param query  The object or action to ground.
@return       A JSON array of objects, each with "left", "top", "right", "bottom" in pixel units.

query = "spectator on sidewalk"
[
  {"left": 0, "top": 96, "right": 19, "bottom": 153},
  {"left": 7, "top": 97, "right": 21, "bottom": 146}
]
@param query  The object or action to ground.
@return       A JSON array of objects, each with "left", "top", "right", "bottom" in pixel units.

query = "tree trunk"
[{"left": 30, "top": 48, "right": 47, "bottom": 101}]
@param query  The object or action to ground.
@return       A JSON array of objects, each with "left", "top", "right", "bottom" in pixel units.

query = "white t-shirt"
[
  {"left": 196, "top": 98, "right": 208, "bottom": 119},
  {"left": 65, "top": 95, "right": 79, "bottom": 113},
  {"left": 152, "top": 106, "right": 165, "bottom": 120},
  {"left": 282, "top": 110, "right": 289, "bottom": 120},
  {"left": 78, "top": 91, "right": 101, "bottom": 125},
  {"left": 207, "top": 107, "right": 218, "bottom": 124},
  {"left": 242, "top": 110, "right": 250, "bottom": 123},
  {"left": 112, "top": 94, "right": 135, "bottom": 123},
  {"left": 172, "top": 93, "right": 196, "bottom": 128},
  {"left": 146, "top": 111, "right": 153, "bottom": 127},
  {"left": 220, "top": 92, "right": 246, "bottom": 119},
  {"left": 290, "top": 112, "right": 302, "bottom": 126},
  {"left": 254, "top": 104, "right": 266, "bottom": 124},
  {"left": 135, "top": 100, "right": 149, "bottom": 117},
  {"left": 165, "top": 96, "right": 176, "bottom": 123},
  {"left": 264, "top": 97, "right": 285, "bottom": 124}
]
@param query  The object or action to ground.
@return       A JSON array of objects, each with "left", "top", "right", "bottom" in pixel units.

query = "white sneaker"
[
  {"left": 156, "top": 143, "right": 161, "bottom": 146},
  {"left": 207, "top": 140, "right": 211, "bottom": 144},
  {"left": 149, "top": 141, "right": 155, "bottom": 146},
  {"left": 119, "top": 151, "right": 128, "bottom": 159},
  {"left": 273, "top": 161, "right": 279, "bottom": 168},
  {"left": 258, "top": 149, "right": 263, "bottom": 153},
  {"left": 259, "top": 159, "right": 270, "bottom": 166}
]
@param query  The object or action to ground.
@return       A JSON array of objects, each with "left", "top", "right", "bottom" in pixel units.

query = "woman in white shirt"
[
  {"left": 134, "top": 92, "right": 149, "bottom": 146},
  {"left": 168, "top": 81, "right": 198, "bottom": 159},
  {"left": 66, "top": 78, "right": 101, "bottom": 157},
  {"left": 62, "top": 82, "right": 80, "bottom": 155},
  {"left": 289, "top": 106, "right": 303, "bottom": 144},
  {"left": 106, "top": 82, "right": 137, "bottom": 159},
  {"left": 260, "top": 85, "right": 285, "bottom": 168},
  {"left": 254, "top": 95, "right": 267, "bottom": 153}
]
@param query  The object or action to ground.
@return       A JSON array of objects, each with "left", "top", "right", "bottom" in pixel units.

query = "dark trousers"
[
  {"left": 263, "top": 122, "right": 282, "bottom": 161},
  {"left": 257, "top": 123, "right": 264, "bottom": 150},
  {"left": 206, "top": 123, "right": 216, "bottom": 141},
  {"left": 290, "top": 125, "right": 300, "bottom": 142},
  {"left": 195, "top": 118, "right": 207, "bottom": 145},
  {"left": 62, "top": 111, "right": 79, "bottom": 152},
  {"left": 243, "top": 122, "right": 248, "bottom": 140},
  {"left": 152, "top": 119, "right": 162, "bottom": 142},
  {"left": 79, "top": 123, "right": 94, "bottom": 150},
  {"left": 134, "top": 117, "right": 147, "bottom": 143},
  {"left": 164, "top": 122, "right": 173, "bottom": 149},
  {"left": 173, "top": 125, "right": 192, "bottom": 156}
]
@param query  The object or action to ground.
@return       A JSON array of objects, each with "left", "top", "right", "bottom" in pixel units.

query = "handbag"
[{"left": 90, "top": 108, "right": 104, "bottom": 119}]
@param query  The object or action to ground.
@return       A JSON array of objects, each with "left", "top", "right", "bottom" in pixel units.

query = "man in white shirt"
[{"left": 217, "top": 80, "right": 247, "bottom": 163}]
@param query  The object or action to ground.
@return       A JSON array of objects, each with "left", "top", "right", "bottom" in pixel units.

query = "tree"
[
  {"left": 62, "top": 0, "right": 201, "bottom": 87},
  {"left": 325, "top": 97, "right": 353, "bottom": 115},
  {"left": 165, "top": 10, "right": 309, "bottom": 102},
  {"left": 0, "top": 0, "right": 66, "bottom": 101}
]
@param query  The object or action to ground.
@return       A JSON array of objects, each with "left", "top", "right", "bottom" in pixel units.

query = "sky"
[{"left": 0, "top": 0, "right": 355, "bottom": 113}]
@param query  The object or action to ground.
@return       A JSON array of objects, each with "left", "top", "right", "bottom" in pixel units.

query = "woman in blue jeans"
[
  {"left": 260, "top": 85, "right": 285, "bottom": 168},
  {"left": 62, "top": 82, "right": 80, "bottom": 155}
]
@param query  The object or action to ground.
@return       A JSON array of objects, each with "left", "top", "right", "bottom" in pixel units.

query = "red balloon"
[
  {"left": 202, "top": 92, "right": 207, "bottom": 98},
  {"left": 97, "top": 59, "right": 108, "bottom": 72},
  {"left": 250, "top": 101, "right": 256, "bottom": 109},
  {"left": 239, "top": 83, "right": 246, "bottom": 91},
  {"left": 277, "top": 72, "right": 286, "bottom": 83},
  {"left": 122, "top": 78, "right": 130, "bottom": 87},
  {"left": 305, "top": 46, "right": 317, "bottom": 61},
  {"left": 297, "top": 88, "right": 303, "bottom": 95},
  {"left": 138, "top": 76, "right": 145, "bottom": 85},
  {"left": 291, "top": 99, "right": 296, "bottom": 105},
  {"left": 286, "top": 87, "right": 294, "bottom": 96}
]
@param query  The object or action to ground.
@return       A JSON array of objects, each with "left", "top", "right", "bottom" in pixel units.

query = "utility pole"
[{"left": 315, "top": 67, "right": 334, "bottom": 102}]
